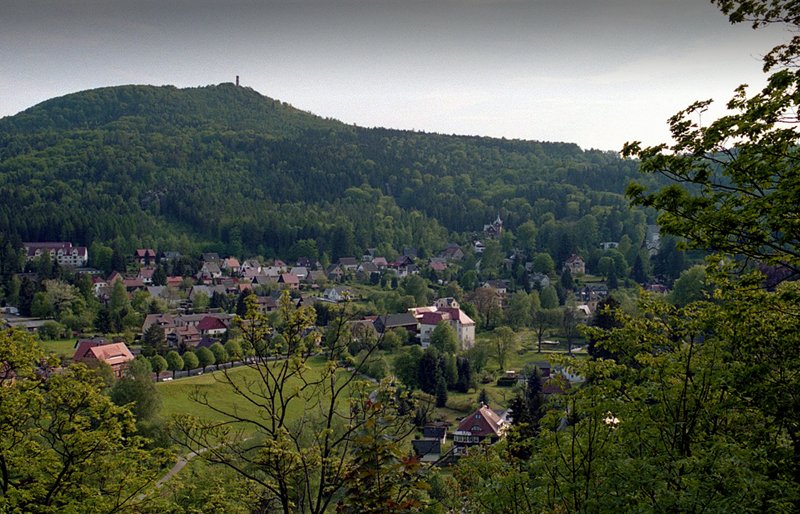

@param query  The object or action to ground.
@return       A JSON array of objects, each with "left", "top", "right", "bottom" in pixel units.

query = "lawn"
[
  {"left": 39, "top": 338, "right": 76, "bottom": 358},
  {"left": 158, "top": 357, "right": 361, "bottom": 438}
]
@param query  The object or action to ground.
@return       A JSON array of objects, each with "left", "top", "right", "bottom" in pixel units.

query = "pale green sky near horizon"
[{"left": 0, "top": 0, "right": 786, "bottom": 151}]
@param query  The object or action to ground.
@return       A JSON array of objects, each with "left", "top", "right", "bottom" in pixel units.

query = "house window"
[{"left": 472, "top": 425, "right": 481, "bottom": 431}]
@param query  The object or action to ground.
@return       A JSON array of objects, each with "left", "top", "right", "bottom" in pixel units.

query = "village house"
[
  {"left": 24, "top": 242, "right": 89, "bottom": 267},
  {"left": 278, "top": 273, "right": 300, "bottom": 290},
  {"left": 528, "top": 272, "right": 551, "bottom": 290},
  {"left": 171, "top": 325, "right": 202, "bottom": 349},
  {"left": 371, "top": 256, "right": 389, "bottom": 269},
  {"left": 338, "top": 257, "right": 359, "bottom": 272},
  {"left": 439, "top": 244, "right": 464, "bottom": 262},
  {"left": 221, "top": 257, "right": 241, "bottom": 275},
  {"left": 197, "top": 315, "right": 228, "bottom": 337},
  {"left": 137, "top": 267, "right": 155, "bottom": 285},
  {"left": 122, "top": 278, "right": 145, "bottom": 292},
  {"left": 73, "top": 339, "right": 134, "bottom": 378},
  {"left": 577, "top": 284, "right": 609, "bottom": 302},
  {"left": 92, "top": 276, "right": 108, "bottom": 296},
  {"left": 322, "top": 286, "right": 354, "bottom": 303},
  {"left": 197, "top": 262, "right": 222, "bottom": 282},
  {"left": 326, "top": 264, "right": 345, "bottom": 282},
  {"left": 142, "top": 313, "right": 176, "bottom": 334},
  {"left": 166, "top": 276, "right": 184, "bottom": 288},
  {"left": 410, "top": 297, "right": 476, "bottom": 349},
  {"left": 452, "top": 404, "right": 507, "bottom": 455},
  {"left": 134, "top": 248, "right": 156, "bottom": 267},
  {"left": 482, "top": 279, "right": 509, "bottom": 295},
  {"left": 483, "top": 214, "right": 503, "bottom": 239},
  {"left": 563, "top": 254, "right": 586, "bottom": 275},
  {"left": 262, "top": 266, "right": 283, "bottom": 279},
  {"left": 289, "top": 266, "right": 308, "bottom": 281},
  {"left": 241, "top": 259, "right": 262, "bottom": 274},
  {"left": 356, "top": 262, "right": 380, "bottom": 282}
]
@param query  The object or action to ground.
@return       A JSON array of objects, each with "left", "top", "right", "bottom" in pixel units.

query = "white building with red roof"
[
  {"left": 417, "top": 311, "right": 452, "bottom": 348},
  {"left": 409, "top": 298, "right": 476, "bottom": 349},
  {"left": 197, "top": 315, "right": 228, "bottom": 336}
]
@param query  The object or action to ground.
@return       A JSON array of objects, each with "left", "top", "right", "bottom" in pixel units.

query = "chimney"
[{"left": 236, "top": 75, "right": 240, "bottom": 86}]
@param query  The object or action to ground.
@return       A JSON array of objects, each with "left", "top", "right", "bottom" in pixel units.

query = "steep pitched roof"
[
  {"left": 457, "top": 404, "right": 505, "bottom": 438},
  {"left": 279, "top": 273, "right": 299, "bottom": 284},
  {"left": 197, "top": 316, "right": 228, "bottom": 331},
  {"left": 566, "top": 254, "right": 584, "bottom": 264}
]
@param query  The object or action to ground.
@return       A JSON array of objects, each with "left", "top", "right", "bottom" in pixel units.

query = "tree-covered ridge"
[
  {"left": 0, "top": 83, "right": 651, "bottom": 258},
  {"left": 0, "top": 83, "right": 342, "bottom": 135}
]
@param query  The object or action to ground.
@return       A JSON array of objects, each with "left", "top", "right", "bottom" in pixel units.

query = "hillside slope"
[{"left": 0, "top": 83, "right": 649, "bottom": 260}]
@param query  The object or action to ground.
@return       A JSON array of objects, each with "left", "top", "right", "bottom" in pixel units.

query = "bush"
[{"left": 38, "top": 321, "right": 65, "bottom": 340}]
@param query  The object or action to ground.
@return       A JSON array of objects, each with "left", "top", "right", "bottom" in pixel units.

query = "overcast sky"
[{"left": 0, "top": 0, "right": 786, "bottom": 151}]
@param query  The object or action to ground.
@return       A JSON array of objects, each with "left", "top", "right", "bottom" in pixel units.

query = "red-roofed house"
[
  {"left": 453, "top": 404, "right": 507, "bottom": 455},
  {"left": 137, "top": 267, "right": 155, "bottom": 284},
  {"left": 410, "top": 302, "right": 476, "bottom": 350},
  {"left": 123, "top": 278, "right": 145, "bottom": 292},
  {"left": 222, "top": 257, "right": 241, "bottom": 275},
  {"left": 134, "top": 248, "right": 156, "bottom": 266},
  {"left": 73, "top": 340, "right": 134, "bottom": 378},
  {"left": 278, "top": 273, "right": 300, "bottom": 290},
  {"left": 166, "top": 276, "right": 184, "bottom": 288},
  {"left": 197, "top": 316, "right": 228, "bottom": 336}
]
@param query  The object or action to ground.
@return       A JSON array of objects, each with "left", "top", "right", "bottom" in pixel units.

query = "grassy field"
[
  {"left": 158, "top": 357, "right": 360, "bottom": 438},
  {"left": 39, "top": 338, "right": 76, "bottom": 357}
]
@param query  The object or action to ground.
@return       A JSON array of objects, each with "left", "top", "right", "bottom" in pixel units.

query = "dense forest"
[{"left": 0, "top": 83, "right": 658, "bottom": 261}]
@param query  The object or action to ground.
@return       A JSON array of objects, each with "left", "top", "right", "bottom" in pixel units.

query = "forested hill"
[{"left": 0, "top": 83, "right": 650, "bottom": 260}]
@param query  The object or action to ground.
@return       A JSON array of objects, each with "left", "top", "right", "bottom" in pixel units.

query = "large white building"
[
  {"left": 24, "top": 242, "right": 88, "bottom": 267},
  {"left": 410, "top": 297, "right": 476, "bottom": 350}
]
